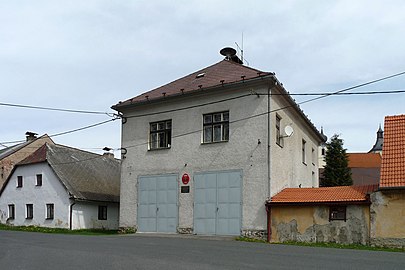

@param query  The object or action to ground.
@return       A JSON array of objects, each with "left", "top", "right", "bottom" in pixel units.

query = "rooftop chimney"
[
  {"left": 25, "top": 132, "right": 38, "bottom": 142},
  {"left": 102, "top": 147, "right": 114, "bottom": 159}
]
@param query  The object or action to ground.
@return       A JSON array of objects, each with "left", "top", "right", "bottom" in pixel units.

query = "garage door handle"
[
  {"left": 157, "top": 207, "right": 159, "bottom": 212},
  {"left": 216, "top": 207, "right": 219, "bottom": 212}
]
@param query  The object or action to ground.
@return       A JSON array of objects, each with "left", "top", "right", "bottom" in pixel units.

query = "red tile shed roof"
[
  {"left": 113, "top": 59, "right": 273, "bottom": 108},
  {"left": 347, "top": 153, "right": 381, "bottom": 168},
  {"left": 380, "top": 114, "right": 405, "bottom": 188},
  {"left": 269, "top": 185, "right": 378, "bottom": 205}
]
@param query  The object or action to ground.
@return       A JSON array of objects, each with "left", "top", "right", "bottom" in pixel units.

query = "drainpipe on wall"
[
  {"left": 69, "top": 202, "right": 76, "bottom": 230},
  {"left": 267, "top": 83, "right": 272, "bottom": 199}
]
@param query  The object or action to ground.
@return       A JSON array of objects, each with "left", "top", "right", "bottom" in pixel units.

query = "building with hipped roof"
[
  {"left": 0, "top": 143, "right": 120, "bottom": 230},
  {"left": 347, "top": 152, "right": 381, "bottom": 186},
  {"left": 0, "top": 132, "right": 54, "bottom": 188},
  {"left": 112, "top": 47, "right": 325, "bottom": 237}
]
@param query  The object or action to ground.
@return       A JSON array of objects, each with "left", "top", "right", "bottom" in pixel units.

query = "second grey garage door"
[
  {"left": 138, "top": 175, "right": 178, "bottom": 233},
  {"left": 194, "top": 171, "right": 242, "bottom": 235}
]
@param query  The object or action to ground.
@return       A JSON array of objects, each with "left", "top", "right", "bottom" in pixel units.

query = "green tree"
[{"left": 322, "top": 134, "right": 352, "bottom": 186}]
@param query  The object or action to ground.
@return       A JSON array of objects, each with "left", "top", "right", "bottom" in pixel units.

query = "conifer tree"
[{"left": 322, "top": 134, "right": 352, "bottom": 186}]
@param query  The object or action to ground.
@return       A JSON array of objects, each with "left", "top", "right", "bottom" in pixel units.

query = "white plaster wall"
[
  {"left": 0, "top": 163, "right": 71, "bottom": 228},
  {"left": 119, "top": 81, "right": 321, "bottom": 233},
  {"left": 72, "top": 201, "right": 119, "bottom": 230}
]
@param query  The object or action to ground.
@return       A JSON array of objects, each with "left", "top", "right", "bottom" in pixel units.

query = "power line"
[
  {"left": 0, "top": 101, "right": 115, "bottom": 116},
  {"left": 0, "top": 118, "right": 118, "bottom": 146}
]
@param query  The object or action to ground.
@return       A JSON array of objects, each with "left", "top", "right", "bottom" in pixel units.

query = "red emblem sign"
[{"left": 182, "top": 173, "right": 190, "bottom": 185}]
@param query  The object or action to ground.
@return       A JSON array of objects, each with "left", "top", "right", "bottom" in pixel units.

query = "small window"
[
  {"left": 46, "top": 204, "right": 54, "bottom": 219},
  {"left": 311, "top": 148, "right": 315, "bottom": 165},
  {"left": 26, "top": 204, "right": 33, "bottom": 219},
  {"left": 321, "top": 147, "right": 326, "bottom": 156},
  {"left": 17, "top": 176, "right": 23, "bottom": 188},
  {"left": 329, "top": 206, "right": 346, "bottom": 221},
  {"left": 36, "top": 174, "right": 42, "bottom": 186},
  {"left": 98, "top": 206, "right": 107, "bottom": 220},
  {"left": 203, "top": 111, "right": 229, "bottom": 143},
  {"left": 302, "top": 139, "right": 307, "bottom": 165},
  {"left": 149, "top": 120, "right": 172, "bottom": 149},
  {"left": 8, "top": 204, "right": 15, "bottom": 220},
  {"left": 276, "top": 115, "right": 282, "bottom": 146}
]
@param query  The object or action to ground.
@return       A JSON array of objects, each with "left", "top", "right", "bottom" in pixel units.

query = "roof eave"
[
  {"left": 111, "top": 74, "right": 275, "bottom": 112},
  {"left": 266, "top": 200, "right": 371, "bottom": 206}
]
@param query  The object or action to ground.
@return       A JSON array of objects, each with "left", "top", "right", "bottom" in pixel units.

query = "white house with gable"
[
  {"left": 0, "top": 143, "right": 120, "bottom": 230},
  {"left": 112, "top": 47, "right": 325, "bottom": 237}
]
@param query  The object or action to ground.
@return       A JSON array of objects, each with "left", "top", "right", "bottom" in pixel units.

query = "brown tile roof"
[
  {"left": 269, "top": 185, "right": 378, "bottom": 205},
  {"left": 380, "top": 114, "right": 405, "bottom": 188},
  {"left": 347, "top": 153, "right": 381, "bottom": 168},
  {"left": 112, "top": 59, "right": 273, "bottom": 108}
]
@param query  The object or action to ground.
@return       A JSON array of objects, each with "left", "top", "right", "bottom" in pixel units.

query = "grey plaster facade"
[{"left": 115, "top": 61, "right": 324, "bottom": 235}]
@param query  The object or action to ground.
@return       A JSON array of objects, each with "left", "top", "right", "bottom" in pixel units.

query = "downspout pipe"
[
  {"left": 69, "top": 201, "right": 76, "bottom": 230},
  {"left": 267, "top": 83, "right": 272, "bottom": 199}
]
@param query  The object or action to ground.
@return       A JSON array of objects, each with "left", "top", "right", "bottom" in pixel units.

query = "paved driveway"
[{"left": 1, "top": 231, "right": 404, "bottom": 270}]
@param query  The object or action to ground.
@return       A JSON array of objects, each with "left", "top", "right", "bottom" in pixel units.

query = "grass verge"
[
  {"left": 0, "top": 223, "right": 119, "bottom": 235},
  {"left": 236, "top": 237, "right": 405, "bottom": 252}
]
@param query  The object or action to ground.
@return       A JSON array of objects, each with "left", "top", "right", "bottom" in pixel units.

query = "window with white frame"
[
  {"left": 98, "top": 205, "right": 107, "bottom": 220},
  {"left": 8, "top": 204, "right": 15, "bottom": 219},
  {"left": 46, "top": 204, "right": 54, "bottom": 219},
  {"left": 26, "top": 204, "right": 33, "bottom": 219},
  {"left": 149, "top": 120, "right": 172, "bottom": 149},
  {"left": 36, "top": 174, "right": 42, "bottom": 186},
  {"left": 302, "top": 139, "right": 307, "bottom": 164},
  {"left": 203, "top": 111, "right": 229, "bottom": 143}
]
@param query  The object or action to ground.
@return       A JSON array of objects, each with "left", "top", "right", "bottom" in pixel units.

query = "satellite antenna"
[{"left": 284, "top": 125, "right": 294, "bottom": 137}]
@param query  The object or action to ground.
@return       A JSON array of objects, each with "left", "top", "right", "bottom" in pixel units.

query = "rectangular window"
[
  {"left": 311, "top": 148, "right": 315, "bottom": 166},
  {"left": 36, "top": 174, "right": 42, "bottom": 186},
  {"left": 302, "top": 139, "right": 307, "bottom": 164},
  {"left": 46, "top": 204, "right": 54, "bottom": 219},
  {"left": 8, "top": 204, "right": 15, "bottom": 219},
  {"left": 329, "top": 206, "right": 347, "bottom": 221},
  {"left": 276, "top": 115, "right": 282, "bottom": 146},
  {"left": 26, "top": 204, "right": 33, "bottom": 219},
  {"left": 17, "top": 176, "right": 23, "bottom": 188},
  {"left": 149, "top": 120, "right": 172, "bottom": 149},
  {"left": 98, "top": 205, "right": 107, "bottom": 220},
  {"left": 203, "top": 111, "right": 229, "bottom": 143}
]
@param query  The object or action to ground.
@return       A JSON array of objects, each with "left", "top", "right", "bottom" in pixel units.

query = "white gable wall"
[{"left": 0, "top": 163, "right": 70, "bottom": 228}]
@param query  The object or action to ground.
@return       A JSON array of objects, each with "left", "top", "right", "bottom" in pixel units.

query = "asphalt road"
[{"left": 1, "top": 231, "right": 404, "bottom": 270}]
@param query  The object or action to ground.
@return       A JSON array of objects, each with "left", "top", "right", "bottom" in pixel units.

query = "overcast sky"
[{"left": 1, "top": 0, "right": 405, "bottom": 156}]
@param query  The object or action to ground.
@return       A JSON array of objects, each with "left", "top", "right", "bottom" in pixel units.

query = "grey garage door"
[
  {"left": 194, "top": 171, "right": 242, "bottom": 235},
  {"left": 138, "top": 175, "right": 178, "bottom": 233}
]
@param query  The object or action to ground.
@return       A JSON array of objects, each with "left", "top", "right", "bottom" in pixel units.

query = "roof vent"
[
  {"left": 220, "top": 47, "right": 243, "bottom": 64},
  {"left": 25, "top": 131, "right": 38, "bottom": 142},
  {"left": 196, "top": 72, "right": 205, "bottom": 78}
]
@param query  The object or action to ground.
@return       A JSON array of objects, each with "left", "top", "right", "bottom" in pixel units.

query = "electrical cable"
[{"left": 0, "top": 101, "right": 114, "bottom": 116}]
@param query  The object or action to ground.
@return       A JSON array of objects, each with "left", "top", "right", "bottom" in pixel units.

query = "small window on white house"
[
  {"left": 8, "top": 204, "right": 15, "bottom": 220},
  {"left": 17, "top": 176, "right": 23, "bottom": 188},
  {"left": 302, "top": 139, "right": 307, "bottom": 165},
  {"left": 26, "top": 204, "right": 33, "bottom": 219},
  {"left": 149, "top": 120, "right": 172, "bottom": 149},
  {"left": 98, "top": 206, "right": 107, "bottom": 220},
  {"left": 46, "top": 204, "right": 54, "bottom": 219},
  {"left": 36, "top": 174, "right": 42, "bottom": 186},
  {"left": 312, "top": 148, "right": 315, "bottom": 165},
  {"left": 203, "top": 111, "right": 229, "bottom": 143}
]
